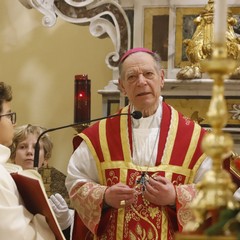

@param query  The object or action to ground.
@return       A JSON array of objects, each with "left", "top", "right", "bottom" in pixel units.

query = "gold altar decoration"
[
  {"left": 176, "top": 43, "right": 240, "bottom": 239},
  {"left": 176, "top": 0, "right": 240, "bottom": 80}
]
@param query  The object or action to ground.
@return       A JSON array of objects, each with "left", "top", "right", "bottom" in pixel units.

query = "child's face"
[{"left": 14, "top": 133, "right": 46, "bottom": 170}]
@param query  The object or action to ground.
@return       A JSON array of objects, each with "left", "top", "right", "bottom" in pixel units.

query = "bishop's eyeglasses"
[{"left": 0, "top": 112, "right": 16, "bottom": 124}]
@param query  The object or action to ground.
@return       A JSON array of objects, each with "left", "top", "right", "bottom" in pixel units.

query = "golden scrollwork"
[{"left": 177, "top": 0, "right": 240, "bottom": 80}]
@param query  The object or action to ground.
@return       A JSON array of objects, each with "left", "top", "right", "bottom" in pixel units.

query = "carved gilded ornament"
[{"left": 177, "top": 0, "right": 240, "bottom": 80}]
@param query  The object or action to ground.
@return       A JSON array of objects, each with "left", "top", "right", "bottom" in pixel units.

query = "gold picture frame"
[
  {"left": 144, "top": 7, "right": 169, "bottom": 69},
  {"left": 230, "top": 7, "right": 240, "bottom": 37},
  {"left": 174, "top": 7, "right": 204, "bottom": 68}
]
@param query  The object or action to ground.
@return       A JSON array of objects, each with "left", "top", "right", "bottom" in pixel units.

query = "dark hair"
[{"left": 0, "top": 82, "right": 12, "bottom": 113}]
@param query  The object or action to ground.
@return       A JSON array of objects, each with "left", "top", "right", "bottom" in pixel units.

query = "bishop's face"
[{"left": 119, "top": 52, "right": 164, "bottom": 117}]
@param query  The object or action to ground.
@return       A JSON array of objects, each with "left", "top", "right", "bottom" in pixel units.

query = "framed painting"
[
  {"left": 144, "top": 7, "right": 169, "bottom": 69},
  {"left": 174, "top": 7, "right": 204, "bottom": 68},
  {"left": 230, "top": 7, "right": 240, "bottom": 37}
]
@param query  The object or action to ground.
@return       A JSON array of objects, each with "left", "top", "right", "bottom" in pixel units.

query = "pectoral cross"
[{"left": 135, "top": 171, "right": 149, "bottom": 194}]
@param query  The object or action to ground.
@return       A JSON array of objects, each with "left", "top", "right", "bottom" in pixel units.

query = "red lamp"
[{"left": 74, "top": 74, "right": 91, "bottom": 128}]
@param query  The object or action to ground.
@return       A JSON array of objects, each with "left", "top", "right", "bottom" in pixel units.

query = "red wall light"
[{"left": 74, "top": 74, "right": 91, "bottom": 124}]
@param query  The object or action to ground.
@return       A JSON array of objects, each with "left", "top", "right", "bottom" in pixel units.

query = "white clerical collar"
[{"left": 131, "top": 97, "right": 162, "bottom": 129}]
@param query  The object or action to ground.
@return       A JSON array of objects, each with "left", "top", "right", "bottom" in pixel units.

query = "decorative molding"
[
  {"left": 161, "top": 79, "right": 240, "bottom": 97},
  {"left": 18, "top": 0, "right": 131, "bottom": 72}
]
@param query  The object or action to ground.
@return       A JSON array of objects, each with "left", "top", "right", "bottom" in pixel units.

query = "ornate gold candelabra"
[{"left": 176, "top": 44, "right": 240, "bottom": 239}]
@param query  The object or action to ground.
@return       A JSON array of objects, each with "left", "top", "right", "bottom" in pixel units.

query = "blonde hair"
[{"left": 10, "top": 124, "right": 53, "bottom": 160}]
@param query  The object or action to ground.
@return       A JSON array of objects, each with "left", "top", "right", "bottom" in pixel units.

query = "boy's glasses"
[{"left": 0, "top": 112, "right": 16, "bottom": 124}]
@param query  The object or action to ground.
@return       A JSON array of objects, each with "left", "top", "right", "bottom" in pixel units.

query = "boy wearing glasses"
[{"left": 0, "top": 82, "right": 55, "bottom": 239}]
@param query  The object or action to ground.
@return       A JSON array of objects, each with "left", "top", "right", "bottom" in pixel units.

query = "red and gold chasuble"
[{"left": 73, "top": 103, "right": 207, "bottom": 240}]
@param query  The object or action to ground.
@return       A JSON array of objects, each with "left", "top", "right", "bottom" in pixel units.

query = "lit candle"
[{"left": 213, "top": 0, "right": 228, "bottom": 44}]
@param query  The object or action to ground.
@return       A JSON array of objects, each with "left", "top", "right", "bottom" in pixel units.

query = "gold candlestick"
[{"left": 176, "top": 44, "right": 239, "bottom": 239}]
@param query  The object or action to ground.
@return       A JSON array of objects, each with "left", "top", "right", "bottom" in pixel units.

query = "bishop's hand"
[
  {"left": 143, "top": 176, "right": 176, "bottom": 206},
  {"left": 104, "top": 182, "right": 137, "bottom": 208}
]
